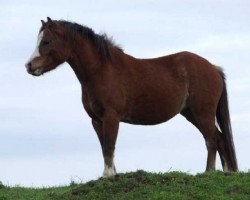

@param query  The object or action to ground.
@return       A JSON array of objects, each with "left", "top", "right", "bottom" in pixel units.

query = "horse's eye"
[{"left": 42, "top": 40, "right": 51, "bottom": 46}]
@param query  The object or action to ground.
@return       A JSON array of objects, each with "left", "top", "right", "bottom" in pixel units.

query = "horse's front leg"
[{"left": 92, "top": 110, "right": 119, "bottom": 177}]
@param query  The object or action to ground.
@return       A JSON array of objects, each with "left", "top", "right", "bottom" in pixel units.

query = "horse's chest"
[{"left": 82, "top": 92, "right": 103, "bottom": 121}]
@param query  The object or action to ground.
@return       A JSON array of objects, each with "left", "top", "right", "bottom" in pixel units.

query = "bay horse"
[{"left": 25, "top": 17, "right": 238, "bottom": 177}]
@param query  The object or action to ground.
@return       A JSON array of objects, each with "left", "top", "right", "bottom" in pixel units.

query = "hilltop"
[{"left": 0, "top": 170, "right": 250, "bottom": 200}]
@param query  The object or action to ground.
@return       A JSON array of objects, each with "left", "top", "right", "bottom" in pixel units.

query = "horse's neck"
[
  {"left": 67, "top": 37, "right": 135, "bottom": 85},
  {"left": 67, "top": 38, "right": 102, "bottom": 84}
]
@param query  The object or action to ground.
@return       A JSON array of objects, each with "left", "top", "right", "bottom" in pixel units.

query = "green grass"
[{"left": 0, "top": 170, "right": 250, "bottom": 200}]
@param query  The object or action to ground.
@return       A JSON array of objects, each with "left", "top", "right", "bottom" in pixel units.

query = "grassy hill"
[{"left": 0, "top": 170, "right": 250, "bottom": 200}]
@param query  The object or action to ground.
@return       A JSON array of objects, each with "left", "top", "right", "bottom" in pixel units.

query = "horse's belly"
[
  {"left": 121, "top": 96, "right": 183, "bottom": 125},
  {"left": 121, "top": 114, "right": 174, "bottom": 125}
]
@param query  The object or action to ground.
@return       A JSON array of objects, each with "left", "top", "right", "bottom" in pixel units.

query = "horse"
[{"left": 25, "top": 17, "right": 238, "bottom": 177}]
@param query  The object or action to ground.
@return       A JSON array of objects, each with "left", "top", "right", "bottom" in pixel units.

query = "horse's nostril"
[{"left": 25, "top": 62, "right": 32, "bottom": 70}]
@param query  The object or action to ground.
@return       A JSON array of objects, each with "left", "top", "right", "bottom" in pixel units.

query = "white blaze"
[{"left": 26, "top": 31, "right": 44, "bottom": 68}]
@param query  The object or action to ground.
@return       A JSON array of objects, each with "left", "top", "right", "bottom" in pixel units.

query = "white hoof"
[{"left": 103, "top": 165, "right": 116, "bottom": 177}]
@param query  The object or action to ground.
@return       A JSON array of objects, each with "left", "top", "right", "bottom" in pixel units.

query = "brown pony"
[{"left": 25, "top": 17, "right": 238, "bottom": 177}]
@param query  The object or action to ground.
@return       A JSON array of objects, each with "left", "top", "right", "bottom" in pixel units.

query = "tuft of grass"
[
  {"left": 0, "top": 170, "right": 250, "bottom": 200},
  {"left": 0, "top": 182, "right": 5, "bottom": 189}
]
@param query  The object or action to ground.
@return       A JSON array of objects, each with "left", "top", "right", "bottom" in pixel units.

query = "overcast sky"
[{"left": 0, "top": 0, "right": 250, "bottom": 187}]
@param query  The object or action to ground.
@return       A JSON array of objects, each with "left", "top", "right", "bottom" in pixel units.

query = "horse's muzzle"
[{"left": 25, "top": 62, "right": 43, "bottom": 76}]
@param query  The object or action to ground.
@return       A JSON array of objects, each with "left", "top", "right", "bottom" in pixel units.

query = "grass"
[{"left": 0, "top": 170, "right": 250, "bottom": 200}]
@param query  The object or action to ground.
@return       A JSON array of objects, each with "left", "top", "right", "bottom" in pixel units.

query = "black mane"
[{"left": 59, "top": 20, "right": 122, "bottom": 61}]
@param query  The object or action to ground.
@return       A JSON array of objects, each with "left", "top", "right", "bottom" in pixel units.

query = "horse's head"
[{"left": 25, "top": 17, "right": 71, "bottom": 76}]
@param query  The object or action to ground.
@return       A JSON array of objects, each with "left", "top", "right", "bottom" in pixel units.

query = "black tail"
[{"left": 216, "top": 69, "right": 238, "bottom": 171}]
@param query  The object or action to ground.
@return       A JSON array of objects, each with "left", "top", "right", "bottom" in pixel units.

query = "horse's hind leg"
[
  {"left": 182, "top": 107, "right": 235, "bottom": 172},
  {"left": 181, "top": 108, "right": 218, "bottom": 171},
  {"left": 181, "top": 108, "right": 198, "bottom": 128},
  {"left": 200, "top": 125, "right": 234, "bottom": 172},
  {"left": 216, "top": 128, "right": 234, "bottom": 172}
]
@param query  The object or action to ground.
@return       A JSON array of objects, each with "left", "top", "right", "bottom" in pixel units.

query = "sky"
[{"left": 0, "top": 0, "right": 250, "bottom": 187}]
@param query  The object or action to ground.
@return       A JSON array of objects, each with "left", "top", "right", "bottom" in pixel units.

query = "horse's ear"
[
  {"left": 41, "top": 20, "right": 45, "bottom": 26},
  {"left": 47, "top": 17, "right": 52, "bottom": 22},
  {"left": 46, "top": 17, "right": 57, "bottom": 30}
]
